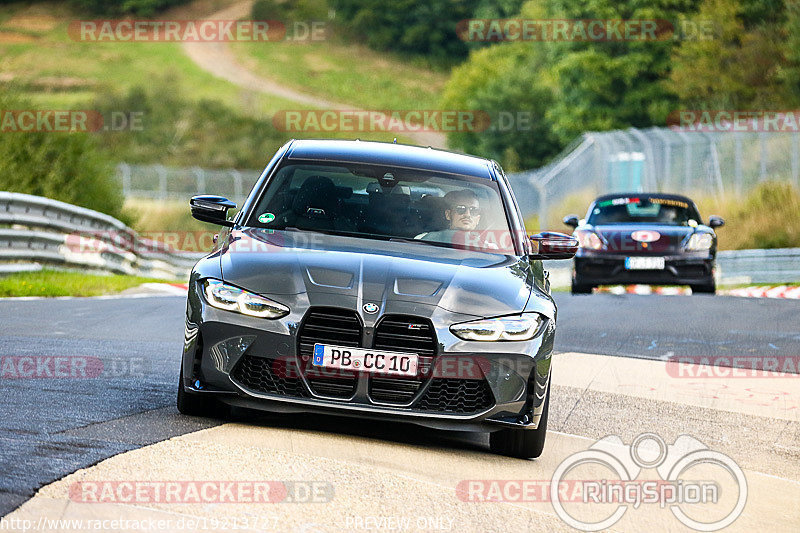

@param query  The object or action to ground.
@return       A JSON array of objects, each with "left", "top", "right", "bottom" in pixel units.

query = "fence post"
[
  {"left": 629, "top": 128, "right": 657, "bottom": 191},
  {"left": 232, "top": 170, "right": 243, "bottom": 204},
  {"left": 792, "top": 132, "right": 799, "bottom": 187},
  {"left": 157, "top": 165, "right": 167, "bottom": 201},
  {"left": 193, "top": 167, "right": 205, "bottom": 194},
  {"left": 533, "top": 181, "right": 548, "bottom": 231},
  {"left": 674, "top": 130, "right": 692, "bottom": 189},
  {"left": 118, "top": 163, "right": 131, "bottom": 197},
  {"left": 734, "top": 132, "right": 743, "bottom": 195}
]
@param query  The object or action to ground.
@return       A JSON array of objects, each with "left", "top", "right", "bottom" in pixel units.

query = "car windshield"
[
  {"left": 245, "top": 162, "right": 514, "bottom": 253},
  {"left": 587, "top": 196, "right": 701, "bottom": 226}
]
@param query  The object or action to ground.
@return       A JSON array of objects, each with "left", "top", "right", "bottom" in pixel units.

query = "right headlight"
[
  {"left": 450, "top": 314, "right": 544, "bottom": 342},
  {"left": 574, "top": 229, "right": 603, "bottom": 250},
  {"left": 685, "top": 233, "right": 713, "bottom": 251},
  {"left": 202, "top": 279, "right": 289, "bottom": 319}
]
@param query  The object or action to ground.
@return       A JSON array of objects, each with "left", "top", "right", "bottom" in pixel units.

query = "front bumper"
[
  {"left": 573, "top": 253, "right": 714, "bottom": 286},
  {"left": 181, "top": 288, "right": 554, "bottom": 433}
]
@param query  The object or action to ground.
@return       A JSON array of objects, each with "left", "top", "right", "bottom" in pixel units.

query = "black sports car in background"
[
  {"left": 563, "top": 193, "right": 724, "bottom": 294},
  {"left": 178, "top": 139, "right": 578, "bottom": 459}
]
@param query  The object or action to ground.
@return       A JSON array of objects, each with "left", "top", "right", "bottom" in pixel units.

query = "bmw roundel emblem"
[{"left": 363, "top": 303, "right": 379, "bottom": 314}]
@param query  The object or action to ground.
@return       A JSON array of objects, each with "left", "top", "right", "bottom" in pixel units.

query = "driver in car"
[{"left": 416, "top": 189, "right": 495, "bottom": 248}]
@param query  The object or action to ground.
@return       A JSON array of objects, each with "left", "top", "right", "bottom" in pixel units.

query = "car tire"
[
  {"left": 571, "top": 282, "right": 593, "bottom": 294},
  {"left": 489, "top": 382, "right": 550, "bottom": 459},
  {"left": 177, "top": 366, "right": 228, "bottom": 418},
  {"left": 690, "top": 280, "right": 716, "bottom": 294}
]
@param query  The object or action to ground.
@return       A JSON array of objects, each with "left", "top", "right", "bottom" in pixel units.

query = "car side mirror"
[
  {"left": 190, "top": 195, "right": 236, "bottom": 227},
  {"left": 529, "top": 231, "right": 578, "bottom": 260},
  {"left": 708, "top": 215, "right": 725, "bottom": 228},
  {"left": 562, "top": 214, "right": 579, "bottom": 228}
]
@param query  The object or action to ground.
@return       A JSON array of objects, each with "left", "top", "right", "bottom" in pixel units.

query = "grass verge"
[{"left": 0, "top": 269, "right": 179, "bottom": 297}]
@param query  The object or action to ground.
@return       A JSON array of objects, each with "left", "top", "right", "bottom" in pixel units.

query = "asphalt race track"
[{"left": 1, "top": 292, "right": 799, "bottom": 531}]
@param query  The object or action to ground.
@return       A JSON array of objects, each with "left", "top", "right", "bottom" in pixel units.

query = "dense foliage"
[
  {"left": 88, "top": 80, "right": 287, "bottom": 169},
  {"left": 330, "top": 0, "right": 525, "bottom": 63},
  {"left": 0, "top": 91, "right": 124, "bottom": 220},
  {"left": 69, "top": 0, "right": 188, "bottom": 17},
  {"left": 442, "top": 0, "right": 800, "bottom": 169}
]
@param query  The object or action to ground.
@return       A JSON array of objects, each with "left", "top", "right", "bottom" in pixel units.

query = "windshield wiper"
[{"left": 388, "top": 237, "right": 452, "bottom": 248}]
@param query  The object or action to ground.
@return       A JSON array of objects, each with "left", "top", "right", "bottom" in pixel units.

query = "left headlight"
[
  {"left": 685, "top": 233, "right": 713, "bottom": 251},
  {"left": 450, "top": 314, "right": 544, "bottom": 342},
  {"left": 202, "top": 279, "right": 289, "bottom": 319}
]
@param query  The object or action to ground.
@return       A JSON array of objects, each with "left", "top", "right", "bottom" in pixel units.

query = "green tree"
[
  {"left": 441, "top": 42, "right": 559, "bottom": 170},
  {"left": 331, "top": 0, "right": 481, "bottom": 63},
  {"left": 668, "top": 0, "right": 786, "bottom": 109}
]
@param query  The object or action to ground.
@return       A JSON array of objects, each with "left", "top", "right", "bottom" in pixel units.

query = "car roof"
[
  {"left": 592, "top": 192, "right": 697, "bottom": 205},
  {"left": 284, "top": 139, "right": 495, "bottom": 179}
]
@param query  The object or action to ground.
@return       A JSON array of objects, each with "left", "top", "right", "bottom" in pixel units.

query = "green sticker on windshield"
[{"left": 258, "top": 213, "right": 275, "bottom": 224}]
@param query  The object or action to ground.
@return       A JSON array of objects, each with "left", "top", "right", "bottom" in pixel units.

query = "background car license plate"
[
  {"left": 312, "top": 344, "right": 418, "bottom": 376},
  {"left": 625, "top": 256, "right": 666, "bottom": 270}
]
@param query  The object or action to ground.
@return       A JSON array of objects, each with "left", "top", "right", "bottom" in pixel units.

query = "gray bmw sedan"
[{"left": 178, "top": 139, "right": 576, "bottom": 458}]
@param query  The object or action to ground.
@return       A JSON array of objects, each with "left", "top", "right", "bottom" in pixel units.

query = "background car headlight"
[
  {"left": 685, "top": 233, "right": 713, "bottom": 251},
  {"left": 575, "top": 229, "right": 603, "bottom": 250},
  {"left": 450, "top": 314, "right": 544, "bottom": 342},
  {"left": 202, "top": 279, "right": 289, "bottom": 318}
]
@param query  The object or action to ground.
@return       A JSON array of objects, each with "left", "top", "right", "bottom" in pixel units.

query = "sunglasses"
[{"left": 451, "top": 205, "right": 481, "bottom": 216}]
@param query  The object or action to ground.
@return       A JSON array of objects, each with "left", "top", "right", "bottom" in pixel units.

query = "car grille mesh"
[
  {"left": 233, "top": 308, "right": 496, "bottom": 415},
  {"left": 369, "top": 315, "right": 436, "bottom": 404},
  {"left": 416, "top": 378, "right": 494, "bottom": 414},
  {"left": 298, "top": 307, "right": 361, "bottom": 398},
  {"left": 232, "top": 355, "right": 309, "bottom": 398}
]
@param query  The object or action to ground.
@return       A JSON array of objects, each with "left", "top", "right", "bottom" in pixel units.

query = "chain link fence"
[
  {"left": 117, "top": 163, "right": 263, "bottom": 205},
  {"left": 506, "top": 127, "right": 800, "bottom": 229},
  {"left": 118, "top": 126, "right": 800, "bottom": 228}
]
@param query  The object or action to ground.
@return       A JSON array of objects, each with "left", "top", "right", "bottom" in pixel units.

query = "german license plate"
[
  {"left": 312, "top": 344, "right": 418, "bottom": 377},
  {"left": 625, "top": 256, "right": 665, "bottom": 270}
]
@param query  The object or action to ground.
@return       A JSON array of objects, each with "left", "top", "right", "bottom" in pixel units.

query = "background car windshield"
[
  {"left": 587, "top": 197, "right": 701, "bottom": 226},
  {"left": 247, "top": 162, "right": 514, "bottom": 252}
]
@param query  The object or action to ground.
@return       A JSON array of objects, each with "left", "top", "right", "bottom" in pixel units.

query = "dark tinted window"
[
  {"left": 587, "top": 196, "right": 701, "bottom": 226},
  {"left": 246, "top": 162, "right": 514, "bottom": 253}
]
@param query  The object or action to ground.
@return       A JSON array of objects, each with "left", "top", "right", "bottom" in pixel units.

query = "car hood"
[
  {"left": 217, "top": 228, "right": 534, "bottom": 318},
  {"left": 587, "top": 224, "right": 711, "bottom": 254}
]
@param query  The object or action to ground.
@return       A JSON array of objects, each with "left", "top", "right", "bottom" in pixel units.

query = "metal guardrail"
[
  {"left": 716, "top": 248, "right": 800, "bottom": 284},
  {"left": 0, "top": 192, "right": 204, "bottom": 280},
  {"left": 2, "top": 192, "right": 797, "bottom": 285}
]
